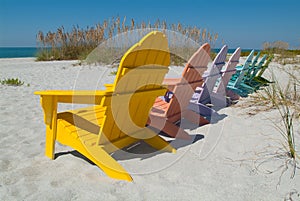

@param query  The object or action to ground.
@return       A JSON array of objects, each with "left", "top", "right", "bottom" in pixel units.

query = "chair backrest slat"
[
  {"left": 165, "top": 43, "right": 211, "bottom": 118},
  {"left": 197, "top": 45, "right": 228, "bottom": 104},
  {"left": 215, "top": 47, "right": 241, "bottom": 94},
  {"left": 97, "top": 31, "right": 170, "bottom": 145},
  {"left": 233, "top": 50, "right": 254, "bottom": 87},
  {"left": 257, "top": 55, "right": 273, "bottom": 77}
]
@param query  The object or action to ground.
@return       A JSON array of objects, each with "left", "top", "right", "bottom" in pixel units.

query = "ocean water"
[
  {"left": 0, "top": 47, "right": 38, "bottom": 58},
  {"left": 213, "top": 48, "right": 255, "bottom": 54},
  {"left": 0, "top": 47, "right": 255, "bottom": 58}
]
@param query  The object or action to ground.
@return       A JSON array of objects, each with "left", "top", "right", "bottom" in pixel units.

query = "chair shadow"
[
  {"left": 111, "top": 133, "right": 205, "bottom": 161},
  {"left": 54, "top": 111, "right": 207, "bottom": 164},
  {"left": 55, "top": 150, "right": 95, "bottom": 165},
  {"left": 205, "top": 113, "right": 228, "bottom": 124},
  {"left": 54, "top": 132, "right": 205, "bottom": 164},
  {"left": 188, "top": 104, "right": 228, "bottom": 125}
]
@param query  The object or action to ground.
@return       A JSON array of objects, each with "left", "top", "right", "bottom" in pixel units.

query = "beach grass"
[
  {"left": 261, "top": 41, "right": 299, "bottom": 64},
  {"left": 36, "top": 17, "right": 218, "bottom": 63},
  {"left": 233, "top": 66, "right": 300, "bottom": 181},
  {"left": 240, "top": 41, "right": 300, "bottom": 65},
  {"left": 233, "top": 52, "right": 300, "bottom": 180},
  {"left": 248, "top": 70, "right": 299, "bottom": 163}
]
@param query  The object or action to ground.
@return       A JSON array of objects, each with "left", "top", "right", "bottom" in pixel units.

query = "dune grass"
[
  {"left": 247, "top": 69, "right": 299, "bottom": 167},
  {"left": 262, "top": 41, "right": 300, "bottom": 65},
  {"left": 36, "top": 17, "right": 218, "bottom": 63},
  {"left": 233, "top": 57, "right": 300, "bottom": 180},
  {"left": 240, "top": 40, "right": 300, "bottom": 66}
]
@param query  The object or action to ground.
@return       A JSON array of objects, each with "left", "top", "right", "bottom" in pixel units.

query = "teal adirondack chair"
[
  {"left": 242, "top": 52, "right": 261, "bottom": 82},
  {"left": 244, "top": 54, "right": 268, "bottom": 89},
  {"left": 251, "top": 55, "right": 274, "bottom": 86},
  {"left": 227, "top": 50, "right": 255, "bottom": 97}
]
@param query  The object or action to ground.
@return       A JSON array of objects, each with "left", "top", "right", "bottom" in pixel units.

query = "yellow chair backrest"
[{"left": 98, "top": 31, "right": 170, "bottom": 146}]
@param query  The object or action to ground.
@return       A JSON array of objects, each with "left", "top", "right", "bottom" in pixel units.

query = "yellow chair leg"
[
  {"left": 45, "top": 125, "right": 56, "bottom": 159},
  {"left": 41, "top": 96, "right": 58, "bottom": 160}
]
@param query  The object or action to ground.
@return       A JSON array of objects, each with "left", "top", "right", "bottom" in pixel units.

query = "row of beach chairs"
[{"left": 35, "top": 31, "right": 273, "bottom": 181}]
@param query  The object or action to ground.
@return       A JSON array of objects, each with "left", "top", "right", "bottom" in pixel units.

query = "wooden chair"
[
  {"left": 147, "top": 43, "right": 211, "bottom": 139},
  {"left": 249, "top": 55, "right": 274, "bottom": 87},
  {"left": 189, "top": 47, "right": 241, "bottom": 118},
  {"left": 194, "top": 45, "right": 228, "bottom": 105},
  {"left": 35, "top": 31, "right": 175, "bottom": 181},
  {"left": 215, "top": 47, "right": 241, "bottom": 98},
  {"left": 228, "top": 51, "right": 271, "bottom": 97},
  {"left": 227, "top": 50, "right": 255, "bottom": 97}
]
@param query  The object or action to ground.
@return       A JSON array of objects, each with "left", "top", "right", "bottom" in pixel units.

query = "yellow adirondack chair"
[{"left": 34, "top": 31, "right": 175, "bottom": 181}]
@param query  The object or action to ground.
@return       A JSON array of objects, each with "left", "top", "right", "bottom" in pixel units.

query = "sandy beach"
[{"left": 0, "top": 57, "right": 299, "bottom": 200}]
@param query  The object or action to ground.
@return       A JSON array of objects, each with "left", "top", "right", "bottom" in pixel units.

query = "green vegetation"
[
  {"left": 262, "top": 41, "right": 300, "bottom": 65},
  {"left": 0, "top": 78, "right": 25, "bottom": 86},
  {"left": 236, "top": 58, "right": 300, "bottom": 178},
  {"left": 239, "top": 41, "right": 300, "bottom": 66},
  {"left": 263, "top": 80, "right": 298, "bottom": 159},
  {"left": 36, "top": 16, "right": 218, "bottom": 64},
  {"left": 248, "top": 71, "right": 299, "bottom": 169}
]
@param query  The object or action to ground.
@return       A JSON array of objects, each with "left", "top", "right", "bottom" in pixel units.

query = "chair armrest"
[
  {"left": 34, "top": 90, "right": 113, "bottom": 127},
  {"left": 34, "top": 90, "right": 112, "bottom": 105}
]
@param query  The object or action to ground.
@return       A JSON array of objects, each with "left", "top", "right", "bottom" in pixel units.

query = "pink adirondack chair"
[{"left": 147, "top": 43, "right": 211, "bottom": 139}]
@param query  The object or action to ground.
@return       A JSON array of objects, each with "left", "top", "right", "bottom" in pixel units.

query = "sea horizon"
[{"left": 0, "top": 47, "right": 259, "bottom": 59}]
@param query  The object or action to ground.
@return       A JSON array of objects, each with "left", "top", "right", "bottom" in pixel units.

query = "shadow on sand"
[{"left": 55, "top": 127, "right": 205, "bottom": 165}]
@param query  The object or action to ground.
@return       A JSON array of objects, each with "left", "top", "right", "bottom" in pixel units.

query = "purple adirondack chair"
[
  {"left": 188, "top": 46, "right": 241, "bottom": 119},
  {"left": 215, "top": 47, "right": 241, "bottom": 101}
]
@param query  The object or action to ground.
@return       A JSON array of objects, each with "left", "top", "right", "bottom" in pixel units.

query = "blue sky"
[{"left": 0, "top": 0, "right": 299, "bottom": 49}]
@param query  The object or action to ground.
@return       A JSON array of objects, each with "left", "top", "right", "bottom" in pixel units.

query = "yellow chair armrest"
[
  {"left": 34, "top": 90, "right": 113, "bottom": 105},
  {"left": 34, "top": 90, "right": 113, "bottom": 127}
]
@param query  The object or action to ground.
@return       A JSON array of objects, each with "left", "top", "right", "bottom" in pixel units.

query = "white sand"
[{"left": 0, "top": 58, "right": 299, "bottom": 200}]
